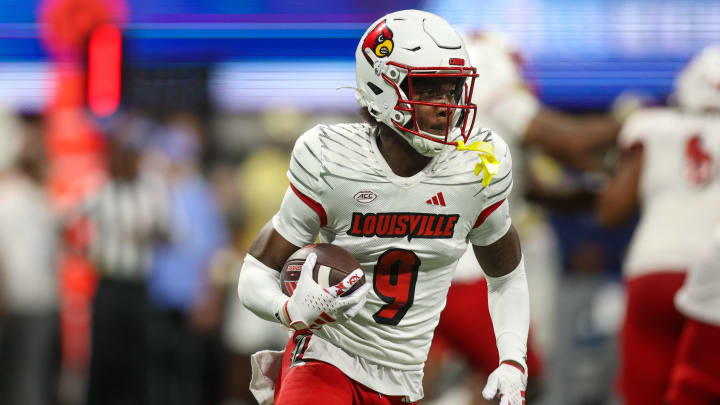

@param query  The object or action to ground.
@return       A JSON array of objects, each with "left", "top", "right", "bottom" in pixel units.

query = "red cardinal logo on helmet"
[{"left": 362, "top": 20, "right": 394, "bottom": 65}]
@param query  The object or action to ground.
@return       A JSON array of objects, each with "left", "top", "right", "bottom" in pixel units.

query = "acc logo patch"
[
  {"left": 362, "top": 19, "right": 393, "bottom": 64},
  {"left": 354, "top": 190, "right": 378, "bottom": 204}
]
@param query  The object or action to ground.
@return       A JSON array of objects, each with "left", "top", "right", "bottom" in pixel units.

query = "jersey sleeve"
[
  {"left": 272, "top": 187, "right": 322, "bottom": 247},
  {"left": 618, "top": 108, "right": 662, "bottom": 151},
  {"left": 272, "top": 126, "right": 327, "bottom": 247},
  {"left": 467, "top": 133, "right": 514, "bottom": 246}
]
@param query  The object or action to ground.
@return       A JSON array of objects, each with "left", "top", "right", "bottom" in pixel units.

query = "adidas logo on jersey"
[
  {"left": 347, "top": 212, "right": 459, "bottom": 241},
  {"left": 426, "top": 192, "right": 446, "bottom": 206}
]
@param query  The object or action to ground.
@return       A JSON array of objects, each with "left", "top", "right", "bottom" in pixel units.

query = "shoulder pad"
[
  {"left": 294, "top": 123, "right": 388, "bottom": 190},
  {"left": 425, "top": 129, "right": 513, "bottom": 200}
]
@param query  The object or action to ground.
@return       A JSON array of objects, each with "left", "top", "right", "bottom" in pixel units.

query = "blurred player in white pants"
[
  {"left": 597, "top": 46, "right": 720, "bottom": 405},
  {"left": 668, "top": 226, "right": 720, "bottom": 405}
]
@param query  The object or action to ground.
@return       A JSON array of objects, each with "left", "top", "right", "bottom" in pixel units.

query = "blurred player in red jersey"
[
  {"left": 597, "top": 46, "right": 720, "bottom": 405},
  {"left": 237, "top": 10, "right": 531, "bottom": 405}
]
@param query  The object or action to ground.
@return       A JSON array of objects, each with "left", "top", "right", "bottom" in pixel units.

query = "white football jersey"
[
  {"left": 675, "top": 226, "right": 720, "bottom": 325},
  {"left": 619, "top": 108, "right": 720, "bottom": 279},
  {"left": 272, "top": 122, "right": 513, "bottom": 400}
]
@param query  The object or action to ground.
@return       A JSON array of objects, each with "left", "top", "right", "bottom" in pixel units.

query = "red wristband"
[{"left": 501, "top": 360, "right": 525, "bottom": 374}]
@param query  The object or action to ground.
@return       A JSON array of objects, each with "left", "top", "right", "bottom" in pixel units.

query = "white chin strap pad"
[
  {"left": 392, "top": 122, "right": 446, "bottom": 157},
  {"left": 410, "top": 133, "right": 445, "bottom": 156}
]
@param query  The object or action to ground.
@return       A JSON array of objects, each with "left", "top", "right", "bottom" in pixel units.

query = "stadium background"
[{"left": 0, "top": 0, "right": 718, "bottom": 404}]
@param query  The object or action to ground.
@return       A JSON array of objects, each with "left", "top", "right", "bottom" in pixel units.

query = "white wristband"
[
  {"left": 485, "top": 256, "right": 530, "bottom": 370},
  {"left": 237, "top": 254, "right": 290, "bottom": 325}
]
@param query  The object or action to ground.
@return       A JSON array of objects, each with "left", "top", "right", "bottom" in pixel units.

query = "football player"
[
  {"left": 596, "top": 46, "right": 720, "bottom": 405},
  {"left": 237, "top": 10, "right": 530, "bottom": 405}
]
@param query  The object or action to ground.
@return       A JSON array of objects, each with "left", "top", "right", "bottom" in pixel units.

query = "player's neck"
[{"left": 375, "top": 126, "right": 433, "bottom": 177}]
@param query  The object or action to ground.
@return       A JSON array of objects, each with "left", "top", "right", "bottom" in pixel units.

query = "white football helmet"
[
  {"left": 355, "top": 10, "right": 478, "bottom": 156},
  {"left": 675, "top": 46, "right": 720, "bottom": 112}
]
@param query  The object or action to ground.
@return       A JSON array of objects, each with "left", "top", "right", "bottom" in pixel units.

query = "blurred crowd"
[
  {"left": 0, "top": 25, "right": 718, "bottom": 405},
  {"left": 0, "top": 107, "right": 296, "bottom": 405}
]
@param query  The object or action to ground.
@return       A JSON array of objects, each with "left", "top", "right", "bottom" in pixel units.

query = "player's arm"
[
  {"left": 461, "top": 133, "right": 527, "bottom": 403},
  {"left": 472, "top": 223, "right": 529, "bottom": 373},
  {"left": 473, "top": 226, "right": 530, "bottom": 405},
  {"left": 237, "top": 128, "right": 324, "bottom": 324},
  {"left": 470, "top": 199, "right": 529, "bottom": 405},
  {"left": 484, "top": 84, "right": 620, "bottom": 170},
  {"left": 237, "top": 128, "right": 325, "bottom": 323},
  {"left": 237, "top": 219, "right": 302, "bottom": 324},
  {"left": 523, "top": 108, "right": 622, "bottom": 169},
  {"left": 595, "top": 143, "right": 643, "bottom": 227},
  {"left": 473, "top": 224, "right": 521, "bottom": 277},
  {"left": 472, "top": 224, "right": 530, "bottom": 405},
  {"left": 237, "top": 127, "right": 369, "bottom": 328},
  {"left": 238, "top": 217, "right": 368, "bottom": 329},
  {"left": 247, "top": 220, "right": 300, "bottom": 271}
]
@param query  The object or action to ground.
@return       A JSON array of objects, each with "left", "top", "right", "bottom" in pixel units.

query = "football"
[{"left": 280, "top": 243, "right": 365, "bottom": 297}]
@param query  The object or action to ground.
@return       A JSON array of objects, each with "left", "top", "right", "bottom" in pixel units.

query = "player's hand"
[
  {"left": 611, "top": 90, "right": 654, "bottom": 123},
  {"left": 280, "top": 253, "right": 370, "bottom": 331},
  {"left": 482, "top": 361, "right": 528, "bottom": 405}
]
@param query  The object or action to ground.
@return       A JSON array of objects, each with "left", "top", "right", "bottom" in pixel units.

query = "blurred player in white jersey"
[
  {"left": 237, "top": 10, "right": 531, "bottom": 405},
  {"left": 465, "top": 32, "right": 622, "bottom": 174},
  {"left": 596, "top": 46, "right": 720, "bottom": 405},
  {"left": 425, "top": 32, "right": 624, "bottom": 403},
  {"left": 668, "top": 225, "right": 720, "bottom": 405}
]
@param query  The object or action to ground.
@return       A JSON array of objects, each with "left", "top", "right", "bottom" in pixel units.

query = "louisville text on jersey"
[{"left": 347, "top": 212, "right": 459, "bottom": 241}]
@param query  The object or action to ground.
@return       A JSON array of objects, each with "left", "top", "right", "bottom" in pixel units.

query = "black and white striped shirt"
[{"left": 84, "top": 174, "right": 169, "bottom": 280}]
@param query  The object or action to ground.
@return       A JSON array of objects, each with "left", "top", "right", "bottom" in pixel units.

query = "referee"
[{"left": 83, "top": 120, "right": 170, "bottom": 405}]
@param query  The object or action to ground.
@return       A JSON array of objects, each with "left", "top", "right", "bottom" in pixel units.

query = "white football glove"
[
  {"left": 278, "top": 253, "right": 370, "bottom": 331},
  {"left": 482, "top": 362, "right": 528, "bottom": 405}
]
